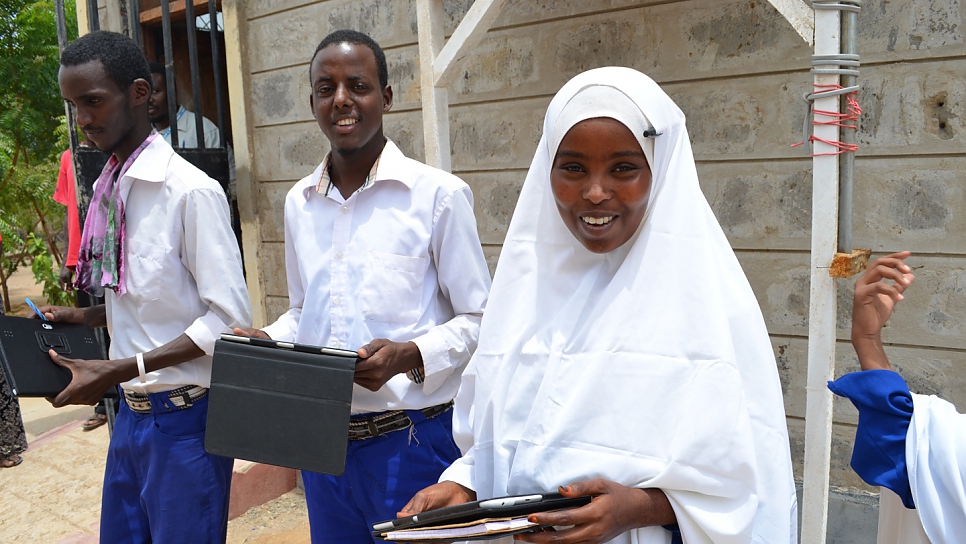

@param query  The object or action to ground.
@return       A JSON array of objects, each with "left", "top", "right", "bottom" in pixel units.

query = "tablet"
[
  {"left": 0, "top": 315, "right": 104, "bottom": 397},
  {"left": 371, "top": 492, "right": 591, "bottom": 541},
  {"left": 205, "top": 334, "right": 360, "bottom": 474},
  {"left": 218, "top": 333, "right": 360, "bottom": 357}
]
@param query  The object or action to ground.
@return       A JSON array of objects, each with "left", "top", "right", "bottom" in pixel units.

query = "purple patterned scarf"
[{"left": 75, "top": 133, "right": 159, "bottom": 297}]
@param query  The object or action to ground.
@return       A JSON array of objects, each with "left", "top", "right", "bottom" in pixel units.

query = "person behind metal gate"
[
  {"left": 40, "top": 30, "right": 251, "bottom": 543},
  {"left": 147, "top": 61, "right": 222, "bottom": 149},
  {"left": 829, "top": 251, "right": 966, "bottom": 544},
  {"left": 401, "top": 67, "right": 799, "bottom": 544},
  {"left": 232, "top": 28, "right": 491, "bottom": 543}
]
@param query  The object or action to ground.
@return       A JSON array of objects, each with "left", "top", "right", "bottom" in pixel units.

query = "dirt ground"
[
  {"left": 2, "top": 263, "right": 49, "bottom": 317},
  {"left": 226, "top": 488, "right": 312, "bottom": 544}
]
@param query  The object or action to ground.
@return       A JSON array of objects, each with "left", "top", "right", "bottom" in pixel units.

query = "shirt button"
[
  {"left": 341, "top": 206, "right": 349, "bottom": 213},
  {"left": 335, "top": 252, "right": 343, "bottom": 259}
]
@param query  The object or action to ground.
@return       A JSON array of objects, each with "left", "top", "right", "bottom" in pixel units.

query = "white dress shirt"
[
  {"left": 107, "top": 137, "right": 252, "bottom": 393},
  {"left": 262, "top": 140, "right": 490, "bottom": 414},
  {"left": 163, "top": 106, "right": 222, "bottom": 149}
]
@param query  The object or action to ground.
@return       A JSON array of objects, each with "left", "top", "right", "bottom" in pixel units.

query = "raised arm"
[{"left": 851, "top": 251, "right": 915, "bottom": 371}]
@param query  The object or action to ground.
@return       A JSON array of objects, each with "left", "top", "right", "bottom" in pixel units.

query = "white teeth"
[
  {"left": 336, "top": 119, "right": 358, "bottom": 126},
  {"left": 582, "top": 216, "right": 614, "bottom": 225}
]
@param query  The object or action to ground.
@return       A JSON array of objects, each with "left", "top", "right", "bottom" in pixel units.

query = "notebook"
[
  {"left": 371, "top": 492, "right": 592, "bottom": 541},
  {"left": 205, "top": 334, "right": 359, "bottom": 474},
  {"left": 0, "top": 315, "right": 103, "bottom": 397}
]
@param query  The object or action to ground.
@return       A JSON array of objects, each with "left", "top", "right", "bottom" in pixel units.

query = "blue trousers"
[
  {"left": 303, "top": 407, "right": 461, "bottom": 543},
  {"left": 100, "top": 393, "right": 233, "bottom": 544}
]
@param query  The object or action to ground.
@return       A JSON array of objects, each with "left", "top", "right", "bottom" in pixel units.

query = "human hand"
[
  {"left": 46, "top": 350, "right": 117, "bottom": 407},
  {"left": 58, "top": 266, "right": 74, "bottom": 292},
  {"left": 851, "top": 251, "right": 914, "bottom": 371},
  {"left": 516, "top": 479, "right": 675, "bottom": 544},
  {"left": 34, "top": 305, "right": 88, "bottom": 324},
  {"left": 852, "top": 251, "right": 914, "bottom": 339},
  {"left": 232, "top": 327, "right": 272, "bottom": 340},
  {"left": 398, "top": 481, "right": 476, "bottom": 517},
  {"left": 354, "top": 339, "right": 422, "bottom": 392}
]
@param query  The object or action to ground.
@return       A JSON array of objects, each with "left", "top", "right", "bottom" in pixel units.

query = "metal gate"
[{"left": 53, "top": 0, "right": 236, "bottom": 237}]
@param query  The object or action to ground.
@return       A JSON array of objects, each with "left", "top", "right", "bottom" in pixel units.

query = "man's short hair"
[
  {"left": 60, "top": 31, "right": 150, "bottom": 91},
  {"left": 148, "top": 62, "right": 169, "bottom": 91},
  {"left": 311, "top": 29, "right": 388, "bottom": 90},
  {"left": 148, "top": 62, "right": 165, "bottom": 78}
]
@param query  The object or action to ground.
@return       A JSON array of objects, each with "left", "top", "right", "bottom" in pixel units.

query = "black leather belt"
[{"left": 348, "top": 401, "right": 453, "bottom": 441}]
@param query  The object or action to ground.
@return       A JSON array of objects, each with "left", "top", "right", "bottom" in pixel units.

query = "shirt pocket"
[
  {"left": 360, "top": 251, "right": 428, "bottom": 325},
  {"left": 125, "top": 238, "right": 168, "bottom": 302}
]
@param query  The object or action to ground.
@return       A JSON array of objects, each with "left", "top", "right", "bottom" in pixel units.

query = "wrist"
[
  {"left": 851, "top": 336, "right": 892, "bottom": 371},
  {"left": 636, "top": 488, "right": 676, "bottom": 528},
  {"left": 110, "top": 356, "right": 139, "bottom": 385},
  {"left": 401, "top": 341, "right": 423, "bottom": 373},
  {"left": 445, "top": 481, "right": 476, "bottom": 503},
  {"left": 851, "top": 334, "right": 881, "bottom": 354},
  {"left": 80, "top": 306, "right": 96, "bottom": 327}
]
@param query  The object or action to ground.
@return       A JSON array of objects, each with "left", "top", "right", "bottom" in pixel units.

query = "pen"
[
  {"left": 25, "top": 298, "right": 48, "bottom": 321},
  {"left": 372, "top": 517, "right": 416, "bottom": 532}
]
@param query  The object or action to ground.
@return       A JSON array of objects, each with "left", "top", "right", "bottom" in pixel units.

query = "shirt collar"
[
  {"left": 122, "top": 135, "right": 172, "bottom": 183},
  {"left": 304, "top": 139, "right": 413, "bottom": 198},
  {"left": 316, "top": 150, "right": 381, "bottom": 197}
]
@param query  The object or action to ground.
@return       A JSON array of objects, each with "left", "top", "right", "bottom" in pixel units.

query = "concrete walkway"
[
  {"left": 1, "top": 268, "right": 310, "bottom": 543},
  {"left": 0, "top": 396, "right": 313, "bottom": 543},
  {"left": 0, "top": 398, "right": 312, "bottom": 543}
]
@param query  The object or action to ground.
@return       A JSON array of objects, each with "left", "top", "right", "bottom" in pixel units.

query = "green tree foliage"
[{"left": 0, "top": 1, "right": 78, "bottom": 311}]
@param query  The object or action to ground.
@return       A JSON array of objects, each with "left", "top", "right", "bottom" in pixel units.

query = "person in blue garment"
[
  {"left": 234, "top": 29, "right": 491, "bottom": 543},
  {"left": 46, "top": 31, "right": 251, "bottom": 543},
  {"left": 829, "top": 251, "right": 966, "bottom": 544}
]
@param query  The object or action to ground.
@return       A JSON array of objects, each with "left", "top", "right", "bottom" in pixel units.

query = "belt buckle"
[
  {"left": 366, "top": 417, "right": 380, "bottom": 438},
  {"left": 124, "top": 391, "right": 152, "bottom": 414}
]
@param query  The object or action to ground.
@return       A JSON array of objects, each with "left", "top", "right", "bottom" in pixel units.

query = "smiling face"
[
  {"left": 550, "top": 117, "right": 653, "bottom": 253},
  {"left": 59, "top": 60, "right": 149, "bottom": 157},
  {"left": 309, "top": 42, "right": 392, "bottom": 156}
]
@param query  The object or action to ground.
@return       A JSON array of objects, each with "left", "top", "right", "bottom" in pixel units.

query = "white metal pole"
[
  {"left": 800, "top": 5, "right": 842, "bottom": 544},
  {"left": 765, "top": 0, "right": 815, "bottom": 45},
  {"left": 415, "top": 0, "right": 451, "bottom": 171},
  {"left": 433, "top": 0, "right": 507, "bottom": 88}
]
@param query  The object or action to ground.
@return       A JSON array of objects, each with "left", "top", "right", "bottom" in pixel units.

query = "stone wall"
[{"left": 231, "top": 0, "right": 966, "bottom": 538}]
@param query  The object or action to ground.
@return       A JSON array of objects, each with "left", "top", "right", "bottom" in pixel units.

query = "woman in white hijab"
[{"left": 402, "top": 67, "right": 797, "bottom": 543}]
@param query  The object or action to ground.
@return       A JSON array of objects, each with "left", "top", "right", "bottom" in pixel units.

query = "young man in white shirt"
[
  {"left": 43, "top": 31, "right": 251, "bottom": 543},
  {"left": 147, "top": 61, "right": 221, "bottom": 149},
  {"left": 235, "top": 29, "right": 491, "bottom": 542}
]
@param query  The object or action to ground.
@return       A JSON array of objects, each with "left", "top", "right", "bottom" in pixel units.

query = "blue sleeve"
[
  {"left": 663, "top": 524, "right": 682, "bottom": 544},
  {"left": 828, "top": 370, "right": 915, "bottom": 509}
]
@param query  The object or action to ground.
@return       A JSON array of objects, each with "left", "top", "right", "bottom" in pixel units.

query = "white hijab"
[{"left": 440, "top": 67, "right": 796, "bottom": 544}]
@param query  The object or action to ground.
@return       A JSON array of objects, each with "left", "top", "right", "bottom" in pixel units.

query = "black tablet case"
[
  {"left": 0, "top": 315, "right": 103, "bottom": 397},
  {"left": 205, "top": 338, "right": 357, "bottom": 475},
  {"left": 372, "top": 492, "right": 592, "bottom": 540}
]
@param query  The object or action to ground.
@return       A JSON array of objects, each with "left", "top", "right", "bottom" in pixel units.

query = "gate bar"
[
  {"left": 128, "top": 0, "right": 142, "bottom": 48},
  {"left": 86, "top": 0, "right": 99, "bottom": 32},
  {"left": 208, "top": 0, "right": 227, "bottom": 148},
  {"left": 184, "top": 0, "right": 206, "bottom": 148},
  {"left": 159, "top": 0, "right": 179, "bottom": 148}
]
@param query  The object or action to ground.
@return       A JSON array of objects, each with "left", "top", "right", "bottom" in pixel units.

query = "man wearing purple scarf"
[{"left": 39, "top": 31, "right": 251, "bottom": 543}]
